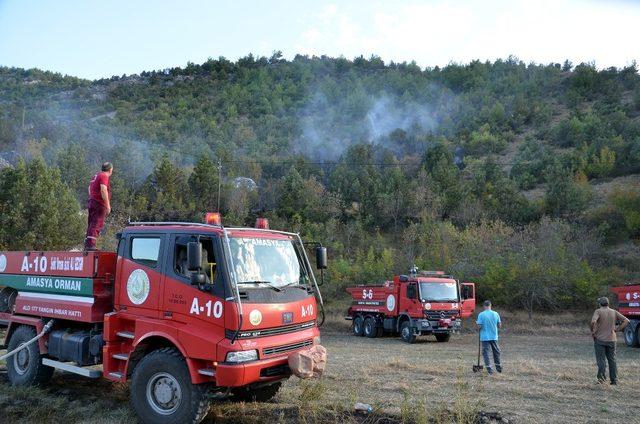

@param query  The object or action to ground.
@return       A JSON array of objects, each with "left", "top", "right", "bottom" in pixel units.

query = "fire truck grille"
[
  {"left": 225, "top": 320, "right": 316, "bottom": 339},
  {"left": 424, "top": 310, "right": 458, "bottom": 320},
  {"left": 262, "top": 339, "right": 313, "bottom": 356}
]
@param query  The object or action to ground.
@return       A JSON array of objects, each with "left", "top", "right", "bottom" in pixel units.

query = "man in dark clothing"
[
  {"left": 85, "top": 162, "right": 113, "bottom": 250},
  {"left": 590, "top": 296, "right": 629, "bottom": 385}
]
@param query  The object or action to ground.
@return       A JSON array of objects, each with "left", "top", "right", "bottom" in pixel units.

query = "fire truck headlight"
[{"left": 226, "top": 350, "right": 258, "bottom": 363}]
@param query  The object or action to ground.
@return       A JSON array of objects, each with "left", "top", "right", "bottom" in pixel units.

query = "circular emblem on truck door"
[
  {"left": 0, "top": 254, "right": 6, "bottom": 272},
  {"left": 249, "top": 309, "right": 262, "bottom": 326},
  {"left": 127, "top": 269, "right": 150, "bottom": 305},
  {"left": 386, "top": 294, "right": 396, "bottom": 312}
]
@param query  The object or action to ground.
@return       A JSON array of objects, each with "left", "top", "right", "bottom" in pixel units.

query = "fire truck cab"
[{"left": 0, "top": 215, "right": 326, "bottom": 424}]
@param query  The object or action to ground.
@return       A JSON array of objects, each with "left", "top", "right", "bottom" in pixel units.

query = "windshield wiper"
[
  {"left": 238, "top": 280, "right": 283, "bottom": 292},
  {"left": 280, "top": 282, "right": 310, "bottom": 291}
]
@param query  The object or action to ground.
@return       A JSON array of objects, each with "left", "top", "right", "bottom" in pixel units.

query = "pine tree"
[
  {"left": 143, "top": 156, "right": 191, "bottom": 221},
  {"left": 189, "top": 156, "right": 220, "bottom": 214},
  {"left": 0, "top": 159, "right": 84, "bottom": 250}
]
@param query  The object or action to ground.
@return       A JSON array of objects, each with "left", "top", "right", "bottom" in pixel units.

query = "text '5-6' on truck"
[
  {"left": 346, "top": 269, "right": 476, "bottom": 343},
  {"left": 611, "top": 283, "right": 640, "bottom": 347},
  {"left": 0, "top": 213, "right": 328, "bottom": 424}
]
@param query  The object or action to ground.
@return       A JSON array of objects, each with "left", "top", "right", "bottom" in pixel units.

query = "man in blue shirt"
[{"left": 476, "top": 300, "right": 502, "bottom": 374}]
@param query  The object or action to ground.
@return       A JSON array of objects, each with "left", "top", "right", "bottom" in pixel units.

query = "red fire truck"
[
  {"left": 611, "top": 284, "right": 640, "bottom": 347},
  {"left": 0, "top": 214, "right": 327, "bottom": 424},
  {"left": 346, "top": 270, "right": 475, "bottom": 343}
]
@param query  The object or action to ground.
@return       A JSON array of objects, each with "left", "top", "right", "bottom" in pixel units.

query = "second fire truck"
[{"left": 346, "top": 269, "right": 475, "bottom": 343}]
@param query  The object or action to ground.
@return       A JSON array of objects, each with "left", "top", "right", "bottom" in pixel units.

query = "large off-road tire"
[
  {"left": 364, "top": 317, "right": 377, "bottom": 338},
  {"left": 6, "top": 325, "right": 54, "bottom": 386},
  {"left": 435, "top": 333, "right": 451, "bottom": 343},
  {"left": 400, "top": 321, "right": 416, "bottom": 344},
  {"left": 623, "top": 324, "right": 639, "bottom": 347},
  {"left": 353, "top": 316, "right": 364, "bottom": 337},
  {"left": 232, "top": 381, "right": 282, "bottom": 402},
  {"left": 130, "top": 348, "right": 210, "bottom": 424}
]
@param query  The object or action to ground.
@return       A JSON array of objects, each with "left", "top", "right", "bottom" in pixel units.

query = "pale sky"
[{"left": 0, "top": 0, "right": 638, "bottom": 80}]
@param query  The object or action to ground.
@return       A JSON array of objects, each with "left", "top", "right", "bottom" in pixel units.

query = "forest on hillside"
[{"left": 1, "top": 54, "right": 639, "bottom": 314}]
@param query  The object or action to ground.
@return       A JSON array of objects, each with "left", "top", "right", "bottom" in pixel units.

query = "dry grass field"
[{"left": 1, "top": 311, "right": 639, "bottom": 424}]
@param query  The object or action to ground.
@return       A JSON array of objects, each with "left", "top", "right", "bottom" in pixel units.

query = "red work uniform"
[{"left": 85, "top": 172, "right": 111, "bottom": 249}]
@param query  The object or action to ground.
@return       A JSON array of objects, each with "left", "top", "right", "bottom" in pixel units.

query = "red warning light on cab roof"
[{"left": 205, "top": 212, "right": 222, "bottom": 225}]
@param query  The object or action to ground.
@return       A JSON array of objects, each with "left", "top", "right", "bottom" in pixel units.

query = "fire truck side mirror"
[
  {"left": 462, "top": 286, "right": 470, "bottom": 300},
  {"left": 315, "top": 246, "right": 327, "bottom": 270},
  {"left": 187, "top": 242, "right": 202, "bottom": 272},
  {"left": 461, "top": 283, "right": 475, "bottom": 300},
  {"left": 191, "top": 273, "right": 206, "bottom": 286}
]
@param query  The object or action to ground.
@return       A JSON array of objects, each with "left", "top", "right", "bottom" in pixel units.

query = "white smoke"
[{"left": 294, "top": 84, "right": 458, "bottom": 161}]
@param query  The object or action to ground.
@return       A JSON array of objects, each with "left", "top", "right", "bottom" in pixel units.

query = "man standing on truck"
[
  {"left": 84, "top": 162, "right": 113, "bottom": 250},
  {"left": 590, "top": 296, "right": 629, "bottom": 385},
  {"left": 476, "top": 300, "right": 502, "bottom": 374}
]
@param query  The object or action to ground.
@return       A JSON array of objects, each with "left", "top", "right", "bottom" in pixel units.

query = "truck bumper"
[
  {"left": 215, "top": 327, "right": 321, "bottom": 387},
  {"left": 418, "top": 318, "right": 461, "bottom": 333},
  {"left": 216, "top": 355, "right": 293, "bottom": 387}
]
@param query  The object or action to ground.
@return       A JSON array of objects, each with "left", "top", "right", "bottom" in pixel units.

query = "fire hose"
[{"left": 0, "top": 320, "right": 54, "bottom": 362}]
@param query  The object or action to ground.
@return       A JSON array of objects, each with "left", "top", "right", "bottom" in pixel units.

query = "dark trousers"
[
  {"left": 482, "top": 340, "right": 501, "bottom": 372},
  {"left": 85, "top": 199, "right": 107, "bottom": 249},
  {"left": 594, "top": 340, "right": 617, "bottom": 382}
]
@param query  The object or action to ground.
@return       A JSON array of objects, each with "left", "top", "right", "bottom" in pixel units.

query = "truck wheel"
[
  {"left": 435, "top": 334, "right": 451, "bottom": 343},
  {"left": 6, "top": 325, "right": 54, "bottom": 386},
  {"left": 353, "top": 316, "right": 364, "bottom": 337},
  {"left": 364, "top": 317, "right": 377, "bottom": 338},
  {"left": 130, "top": 348, "right": 210, "bottom": 424},
  {"left": 624, "top": 324, "right": 639, "bottom": 347},
  {"left": 400, "top": 321, "right": 416, "bottom": 344},
  {"left": 232, "top": 382, "right": 282, "bottom": 402}
]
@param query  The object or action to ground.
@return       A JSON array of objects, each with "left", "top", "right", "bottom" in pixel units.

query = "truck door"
[
  {"left": 399, "top": 282, "right": 421, "bottom": 316},
  {"left": 116, "top": 233, "right": 166, "bottom": 318},
  {"left": 460, "top": 282, "right": 476, "bottom": 318},
  {"left": 162, "top": 234, "right": 226, "bottom": 324}
]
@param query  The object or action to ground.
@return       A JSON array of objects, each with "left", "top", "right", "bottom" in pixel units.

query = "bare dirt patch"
[{"left": 1, "top": 320, "right": 639, "bottom": 423}]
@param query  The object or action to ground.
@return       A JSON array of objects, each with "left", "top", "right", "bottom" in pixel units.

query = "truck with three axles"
[
  {"left": 346, "top": 269, "right": 475, "bottom": 343},
  {"left": 0, "top": 213, "right": 327, "bottom": 424}
]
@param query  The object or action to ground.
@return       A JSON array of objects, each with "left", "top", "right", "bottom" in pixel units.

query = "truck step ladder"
[
  {"left": 42, "top": 358, "right": 101, "bottom": 378},
  {"left": 112, "top": 353, "right": 129, "bottom": 361},
  {"left": 108, "top": 371, "right": 124, "bottom": 379},
  {"left": 198, "top": 368, "right": 216, "bottom": 377},
  {"left": 116, "top": 331, "right": 135, "bottom": 339}
]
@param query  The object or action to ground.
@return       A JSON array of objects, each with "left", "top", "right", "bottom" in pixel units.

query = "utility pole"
[{"left": 217, "top": 159, "right": 222, "bottom": 212}]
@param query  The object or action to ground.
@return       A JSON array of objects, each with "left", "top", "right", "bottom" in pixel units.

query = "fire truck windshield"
[
  {"left": 419, "top": 281, "right": 458, "bottom": 302},
  {"left": 229, "top": 237, "right": 303, "bottom": 288}
]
